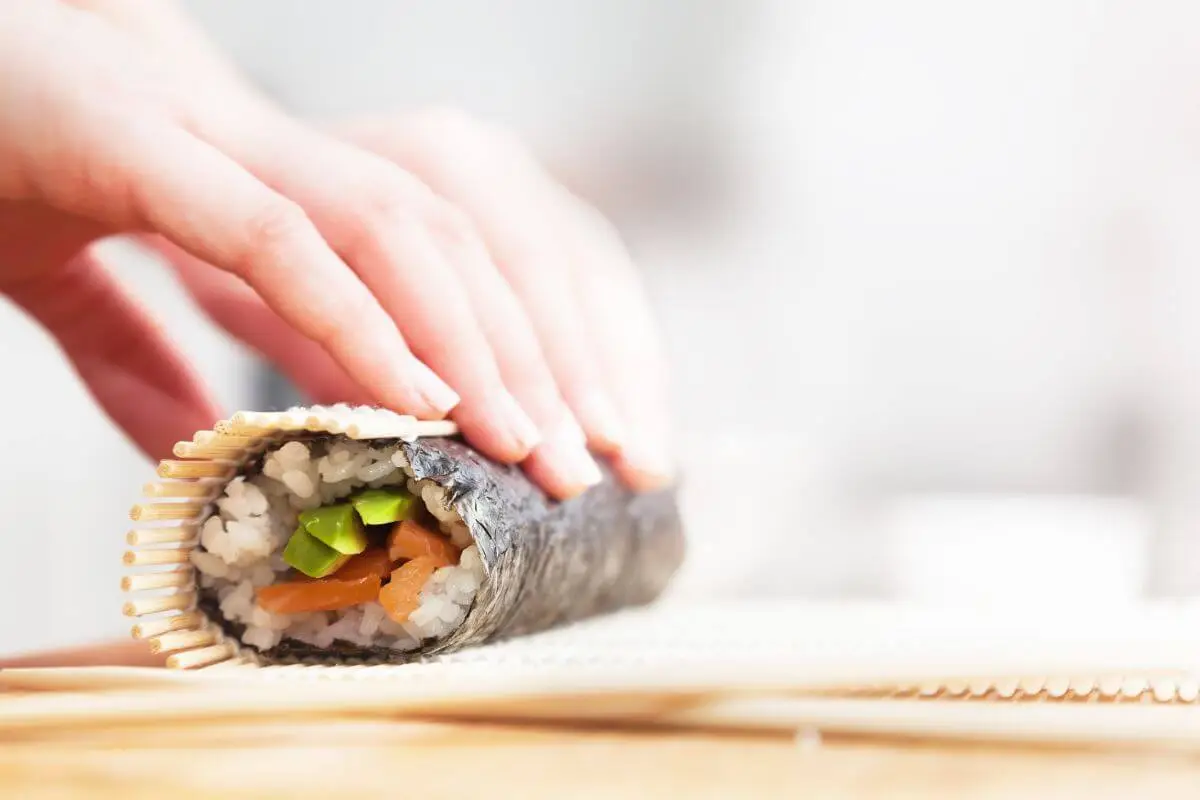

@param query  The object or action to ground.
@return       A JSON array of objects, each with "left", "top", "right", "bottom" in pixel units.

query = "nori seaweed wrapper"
[{"left": 199, "top": 436, "right": 685, "bottom": 664}]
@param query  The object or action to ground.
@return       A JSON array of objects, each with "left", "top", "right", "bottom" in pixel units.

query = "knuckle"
[
  {"left": 311, "top": 290, "right": 379, "bottom": 351},
  {"left": 362, "top": 182, "right": 417, "bottom": 224},
  {"left": 237, "top": 200, "right": 310, "bottom": 271},
  {"left": 339, "top": 175, "right": 426, "bottom": 253},
  {"left": 495, "top": 234, "right": 544, "bottom": 278},
  {"left": 424, "top": 202, "right": 478, "bottom": 249}
]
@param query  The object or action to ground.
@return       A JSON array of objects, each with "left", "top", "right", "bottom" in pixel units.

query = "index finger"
[{"left": 84, "top": 121, "right": 460, "bottom": 420}]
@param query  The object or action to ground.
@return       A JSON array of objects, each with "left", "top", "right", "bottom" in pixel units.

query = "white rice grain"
[
  {"left": 437, "top": 599, "right": 463, "bottom": 625},
  {"left": 191, "top": 550, "right": 229, "bottom": 579},
  {"left": 262, "top": 457, "right": 285, "bottom": 481},
  {"left": 276, "top": 441, "right": 311, "bottom": 467},
  {"left": 249, "top": 563, "right": 275, "bottom": 587},
  {"left": 460, "top": 545, "right": 484, "bottom": 579},
  {"left": 281, "top": 470, "right": 315, "bottom": 499},
  {"left": 356, "top": 457, "right": 396, "bottom": 483},
  {"left": 359, "top": 604, "right": 385, "bottom": 638},
  {"left": 421, "top": 483, "right": 457, "bottom": 522},
  {"left": 447, "top": 568, "right": 479, "bottom": 597},
  {"left": 318, "top": 449, "right": 357, "bottom": 483},
  {"left": 216, "top": 477, "right": 269, "bottom": 519},
  {"left": 243, "top": 626, "right": 282, "bottom": 650},
  {"left": 367, "top": 471, "right": 406, "bottom": 488},
  {"left": 218, "top": 581, "right": 255, "bottom": 623},
  {"left": 200, "top": 517, "right": 228, "bottom": 559},
  {"left": 224, "top": 519, "right": 273, "bottom": 565},
  {"left": 409, "top": 601, "right": 440, "bottom": 629},
  {"left": 377, "top": 618, "right": 408, "bottom": 638}
]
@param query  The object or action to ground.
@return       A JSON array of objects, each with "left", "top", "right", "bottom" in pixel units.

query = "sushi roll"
[{"left": 123, "top": 405, "right": 685, "bottom": 667}]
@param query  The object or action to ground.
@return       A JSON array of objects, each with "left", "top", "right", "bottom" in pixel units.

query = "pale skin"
[{"left": 0, "top": 0, "right": 673, "bottom": 499}]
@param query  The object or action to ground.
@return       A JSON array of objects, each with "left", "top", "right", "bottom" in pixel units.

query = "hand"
[
  {"left": 346, "top": 112, "right": 674, "bottom": 494},
  {"left": 0, "top": 0, "right": 672, "bottom": 497},
  {"left": 158, "top": 110, "right": 674, "bottom": 495}
]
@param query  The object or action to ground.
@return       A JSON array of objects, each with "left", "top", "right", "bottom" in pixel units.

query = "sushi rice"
[{"left": 190, "top": 438, "right": 484, "bottom": 653}]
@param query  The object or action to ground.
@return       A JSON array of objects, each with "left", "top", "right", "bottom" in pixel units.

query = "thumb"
[{"left": 6, "top": 245, "right": 220, "bottom": 460}]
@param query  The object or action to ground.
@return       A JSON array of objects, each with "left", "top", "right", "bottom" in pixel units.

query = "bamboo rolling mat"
[
  {"left": 6, "top": 601, "right": 1200, "bottom": 751},
  {"left": 121, "top": 407, "right": 465, "bottom": 670}
]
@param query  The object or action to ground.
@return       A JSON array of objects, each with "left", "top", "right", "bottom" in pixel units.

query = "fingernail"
[
  {"left": 558, "top": 408, "right": 588, "bottom": 443},
  {"left": 616, "top": 441, "right": 675, "bottom": 489},
  {"left": 539, "top": 431, "right": 604, "bottom": 495},
  {"left": 575, "top": 393, "right": 626, "bottom": 453},
  {"left": 412, "top": 361, "right": 460, "bottom": 417},
  {"left": 497, "top": 390, "right": 542, "bottom": 453}
]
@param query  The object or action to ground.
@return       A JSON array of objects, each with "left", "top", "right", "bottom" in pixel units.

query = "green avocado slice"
[
  {"left": 298, "top": 504, "right": 367, "bottom": 555},
  {"left": 282, "top": 527, "right": 351, "bottom": 578},
  {"left": 350, "top": 488, "right": 418, "bottom": 526}
]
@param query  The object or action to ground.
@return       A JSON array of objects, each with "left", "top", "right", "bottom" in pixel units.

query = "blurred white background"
[{"left": 6, "top": 0, "right": 1200, "bottom": 651}]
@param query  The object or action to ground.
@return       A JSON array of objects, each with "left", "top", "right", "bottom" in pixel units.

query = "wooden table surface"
[{"left": 3, "top": 642, "right": 1200, "bottom": 799}]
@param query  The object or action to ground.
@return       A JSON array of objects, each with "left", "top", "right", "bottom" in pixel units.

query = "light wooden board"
[{"left": 2, "top": 718, "right": 1199, "bottom": 799}]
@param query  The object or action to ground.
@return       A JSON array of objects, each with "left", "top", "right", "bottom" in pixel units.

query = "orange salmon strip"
[
  {"left": 297, "top": 547, "right": 391, "bottom": 583},
  {"left": 257, "top": 574, "right": 381, "bottom": 614},
  {"left": 387, "top": 520, "right": 459, "bottom": 568},
  {"left": 378, "top": 556, "right": 442, "bottom": 624}
]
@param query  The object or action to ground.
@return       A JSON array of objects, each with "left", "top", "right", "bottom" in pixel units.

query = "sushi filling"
[{"left": 190, "top": 438, "right": 483, "bottom": 653}]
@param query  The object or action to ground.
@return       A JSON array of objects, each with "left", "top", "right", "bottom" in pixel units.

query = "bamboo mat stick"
[
  {"left": 131, "top": 613, "right": 204, "bottom": 640},
  {"left": 126, "top": 527, "right": 198, "bottom": 546},
  {"left": 0, "top": 643, "right": 167, "bottom": 672},
  {"left": 6, "top": 681, "right": 1200, "bottom": 751},
  {"left": 668, "top": 696, "right": 1200, "bottom": 750},
  {"left": 0, "top": 719, "right": 460, "bottom": 749},
  {"left": 0, "top": 682, "right": 704, "bottom": 732},
  {"left": 157, "top": 460, "right": 235, "bottom": 480},
  {"left": 121, "top": 570, "right": 193, "bottom": 592}
]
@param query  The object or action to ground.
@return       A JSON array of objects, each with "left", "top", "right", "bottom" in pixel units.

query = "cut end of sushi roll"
[
  {"left": 189, "top": 435, "right": 484, "bottom": 657},
  {"left": 123, "top": 405, "right": 685, "bottom": 669}
]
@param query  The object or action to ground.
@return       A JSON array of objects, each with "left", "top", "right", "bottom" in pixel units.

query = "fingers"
[
  {"left": 352, "top": 115, "right": 672, "bottom": 488},
  {"left": 559, "top": 202, "right": 675, "bottom": 489},
  {"left": 336, "top": 121, "right": 612, "bottom": 495},
  {"left": 6, "top": 246, "right": 219, "bottom": 461},
  {"left": 100, "top": 114, "right": 666, "bottom": 495},
  {"left": 434, "top": 222, "right": 604, "bottom": 496},
  {"left": 388, "top": 121, "right": 624, "bottom": 451},
  {"left": 232, "top": 127, "right": 557, "bottom": 468},
  {"left": 465, "top": 205, "right": 617, "bottom": 492},
  {"left": 147, "top": 237, "right": 375, "bottom": 407},
  {"left": 339, "top": 204, "right": 541, "bottom": 462},
  {"left": 89, "top": 121, "right": 460, "bottom": 421}
]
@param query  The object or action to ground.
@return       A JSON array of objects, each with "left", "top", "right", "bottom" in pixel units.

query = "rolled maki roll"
[{"left": 123, "top": 406, "right": 685, "bottom": 668}]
